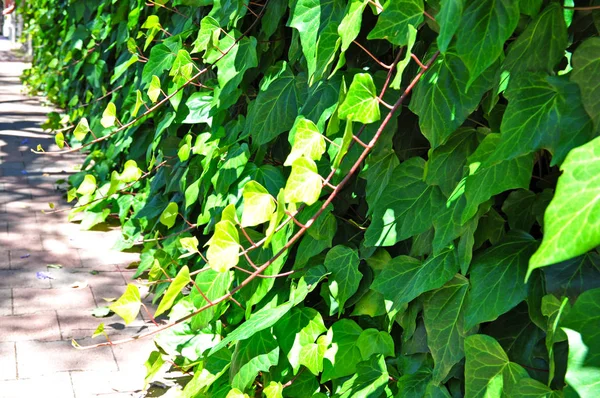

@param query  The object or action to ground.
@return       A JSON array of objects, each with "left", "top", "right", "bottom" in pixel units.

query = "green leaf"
[
  {"left": 436, "top": 0, "right": 464, "bottom": 53},
  {"left": 455, "top": 0, "right": 519, "bottom": 86},
  {"left": 230, "top": 330, "right": 279, "bottom": 391},
  {"left": 409, "top": 51, "right": 494, "bottom": 149},
  {"left": 465, "top": 232, "right": 539, "bottom": 330},
  {"left": 132, "top": 90, "right": 144, "bottom": 117},
  {"left": 519, "top": 0, "right": 542, "bottom": 16},
  {"left": 509, "top": 378, "right": 562, "bottom": 398},
  {"left": 192, "top": 16, "right": 220, "bottom": 54},
  {"left": 571, "top": 37, "right": 600, "bottom": 132},
  {"left": 424, "top": 275, "right": 470, "bottom": 384},
  {"left": 367, "top": 0, "right": 424, "bottom": 46},
  {"left": 284, "top": 117, "right": 326, "bottom": 166},
  {"left": 544, "top": 253, "right": 600, "bottom": 300},
  {"left": 460, "top": 134, "right": 533, "bottom": 224},
  {"left": 335, "top": 354, "right": 390, "bottom": 398},
  {"left": 361, "top": 148, "right": 400, "bottom": 213},
  {"left": 321, "top": 319, "right": 363, "bottom": 381},
  {"left": 464, "top": 334, "right": 529, "bottom": 398},
  {"left": 55, "top": 132, "right": 65, "bottom": 148},
  {"left": 91, "top": 307, "right": 112, "bottom": 318},
  {"left": 332, "top": 120, "right": 353, "bottom": 169},
  {"left": 365, "top": 157, "right": 446, "bottom": 247},
  {"left": 100, "top": 102, "right": 117, "bottom": 128},
  {"left": 529, "top": 136, "right": 600, "bottom": 272},
  {"left": 563, "top": 328, "right": 600, "bottom": 397},
  {"left": 73, "top": 117, "right": 90, "bottom": 141},
  {"left": 338, "top": 73, "right": 381, "bottom": 124},
  {"left": 425, "top": 128, "right": 479, "bottom": 196},
  {"left": 245, "top": 63, "right": 303, "bottom": 145},
  {"left": 562, "top": 288, "right": 600, "bottom": 367},
  {"left": 206, "top": 220, "right": 239, "bottom": 273},
  {"left": 390, "top": 24, "right": 417, "bottom": 90},
  {"left": 338, "top": 0, "right": 368, "bottom": 52},
  {"left": 120, "top": 160, "right": 142, "bottom": 183},
  {"left": 488, "top": 73, "right": 593, "bottom": 166},
  {"left": 324, "top": 245, "right": 362, "bottom": 315},
  {"left": 211, "top": 144, "right": 250, "bottom": 193},
  {"left": 155, "top": 266, "right": 190, "bottom": 317},
  {"left": 356, "top": 329, "right": 394, "bottom": 360},
  {"left": 299, "top": 335, "right": 329, "bottom": 375},
  {"left": 288, "top": 0, "right": 345, "bottom": 82},
  {"left": 142, "top": 40, "right": 181, "bottom": 85},
  {"left": 273, "top": 307, "right": 326, "bottom": 373},
  {"left": 502, "top": 3, "right": 567, "bottom": 75},
  {"left": 372, "top": 248, "right": 459, "bottom": 313},
  {"left": 92, "top": 323, "right": 105, "bottom": 338},
  {"left": 263, "top": 382, "right": 284, "bottom": 398},
  {"left": 190, "top": 269, "right": 233, "bottom": 329},
  {"left": 284, "top": 157, "right": 322, "bottom": 206},
  {"left": 501, "top": 190, "right": 537, "bottom": 232},
  {"left": 215, "top": 35, "right": 258, "bottom": 108},
  {"left": 159, "top": 202, "right": 179, "bottom": 229},
  {"left": 109, "top": 284, "right": 141, "bottom": 325},
  {"left": 179, "top": 236, "right": 199, "bottom": 258},
  {"left": 241, "top": 181, "right": 276, "bottom": 227},
  {"left": 77, "top": 175, "right": 97, "bottom": 195},
  {"left": 148, "top": 75, "right": 161, "bottom": 103}
]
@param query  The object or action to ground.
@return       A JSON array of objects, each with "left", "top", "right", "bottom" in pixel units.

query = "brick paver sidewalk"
[{"left": 0, "top": 40, "right": 157, "bottom": 397}]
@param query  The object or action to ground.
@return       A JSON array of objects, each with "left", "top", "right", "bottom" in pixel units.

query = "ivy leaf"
[
  {"left": 563, "top": 328, "right": 600, "bottom": 397},
  {"left": 488, "top": 73, "right": 593, "bottom": 166},
  {"left": 425, "top": 128, "right": 479, "bottom": 196},
  {"left": 109, "top": 284, "right": 141, "bottom": 325},
  {"left": 155, "top": 266, "right": 190, "bottom": 317},
  {"left": 502, "top": 3, "right": 567, "bottom": 75},
  {"left": 356, "top": 329, "right": 394, "bottom": 360},
  {"left": 409, "top": 52, "right": 494, "bottom": 149},
  {"left": 365, "top": 157, "right": 446, "bottom": 247},
  {"left": 321, "top": 319, "right": 363, "bottom": 381},
  {"left": 159, "top": 202, "right": 178, "bottom": 229},
  {"left": 288, "top": 0, "right": 345, "bottom": 82},
  {"left": 367, "top": 0, "right": 423, "bottom": 46},
  {"left": 284, "top": 157, "right": 322, "bottom": 206},
  {"left": 390, "top": 24, "right": 417, "bottom": 90},
  {"left": 100, "top": 102, "right": 117, "bottom": 128},
  {"left": 120, "top": 160, "right": 142, "bottom": 183},
  {"left": 141, "top": 40, "right": 181, "bottom": 85},
  {"left": 55, "top": 132, "right": 65, "bottom": 148},
  {"left": 245, "top": 63, "right": 303, "bottom": 145},
  {"left": 338, "top": 73, "right": 381, "bottom": 124},
  {"left": 183, "top": 92, "right": 213, "bottom": 125},
  {"left": 192, "top": 16, "right": 219, "bottom": 54},
  {"left": 324, "top": 245, "right": 362, "bottom": 315},
  {"left": 461, "top": 134, "right": 533, "bottom": 224},
  {"left": 73, "top": 117, "right": 90, "bottom": 141},
  {"left": 241, "top": 181, "right": 276, "bottom": 227},
  {"left": 148, "top": 75, "right": 161, "bottom": 103},
  {"left": 299, "top": 335, "right": 329, "bottom": 375},
  {"left": 509, "top": 378, "right": 562, "bottom": 398},
  {"left": 544, "top": 253, "right": 600, "bottom": 301},
  {"left": 335, "top": 354, "right": 390, "bottom": 398},
  {"left": 284, "top": 117, "right": 326, "bottom": 166},
  {"left": 464, "top": 334, "right": 529, "bottom": 398},
  {"left": 424, "top": 275, "right": 470, "bottom": 384},
  {"left": 361, "top": 148, "right": 399, "bottom": 214},
  {"left": 263, "top": 382, "right": 284, "bottom": 398},
  {"left": 465, "top": 232, "right": 539, "bottom": 330},
  {"left": 529, "top": 136, "right": 600, "bottom": 273},
  {"left": 206, "top": 220, "right": 240, "bottom": 273},
  {"left": 372, "top": 249, "right": 459, "bottom": 313},
  {"left": 338, "top": 0, "right": 368, "bottom": 52},
  {"left": 273, "top": 307, "right": 326, "bottom": 373},
  {"left": 562, "top": 288, "right": 600, "bottom": 367},
  {"left": 436, "top": 0, "right": 464, "bottom": 53},
  {"left": 190, "top": 269, "right": 233, "bottom": 329},
  {"left": 571, "top": 37, "right": 600, "bottom": 132},
  {"left": 455, "top": 0, "right": 519, "bottom": 86},
  {"left": 215, "top": 35, "right": 258, "bottom": 108},
  {"left": 501, "top": 190, "right": 537, "bottom": 232},
  {"left": 230, "top": 330, "right": 279, "bottom": 391},
  {"left": 77, "top": 175, "right": 97, "bottom": 195}
]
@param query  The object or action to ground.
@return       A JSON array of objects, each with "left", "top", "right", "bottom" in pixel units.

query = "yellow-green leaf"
[
  {"left": 100, "top": 102, "right": 117, "bottom": 128},
  {"left": 284, "top": 157, "right": 322, "bottom": 206},
  {"left": 73, "top": 117, "right": 89, "bottom": 141},
  {"left": 148, "top": 75, "right": 161, "bottom": 103},
  {"left": 155, "top": 266, "right": 190, "bottom": 317},
  {"left": 206, "top": 220, "right": 240, "bottom": 272},
  {"left": 109, "top": 284, "right": 141, "bottom": 325},
  {"left": 159, "top": 202, "right": 178, "bottom": 229},
  {"left": 76, "top": 175, "right": 97, "bottom": 195},
  {"left": 241, "top": 181, "right": 276, "bottom": 227}
]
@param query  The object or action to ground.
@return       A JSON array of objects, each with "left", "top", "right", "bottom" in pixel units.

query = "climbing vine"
[{"left": 20, "top": 0, "right": 600, "bottom": 396}]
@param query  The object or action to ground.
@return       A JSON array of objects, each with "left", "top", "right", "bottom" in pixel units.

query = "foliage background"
[{"left": 19, "top": 0, "right": 600, "bottom": 396}]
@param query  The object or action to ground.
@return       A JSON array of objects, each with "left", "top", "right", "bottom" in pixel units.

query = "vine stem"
[{"left": 73, "top": 50, "right": 441, "bottom": 350}]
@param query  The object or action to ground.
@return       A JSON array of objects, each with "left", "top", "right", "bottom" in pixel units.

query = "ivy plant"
[{"left": 20, "top": 0, "right": 600, "bottom": 396}]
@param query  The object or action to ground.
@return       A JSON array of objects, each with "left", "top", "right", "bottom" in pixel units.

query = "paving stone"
[
  {"left": 0, "top": 250, "right": 9, "bottom": 270},
  {"left": 12, "top": 287, "right": 96, "bottom": 314},
  {"left": 16, "top": 338, "right": 118, "bottom": 378},
  {"left": 78, "top": 248, "right": 140, "bottom": 270},
  {"left": 0, "top": 312, "right": 61, "bottom": 342},
  {"left": 9, "top": 249, "right": 81, "bottom": 269},
  {"left": 71, "top": 370, "right": 147, "bottom": 398},
  {"left": 0, "top": 288, "right": 11, "bottom": 316},
  {"left": 0, "top": 342, "right": 16, "bottom": 380},
  {"left": 57, "top": 309, "right": 150, "bottom": 340},
  {"left": 110, "top": 333, "right": 157, "bottom": 372},
  {"left": 0, "top": 269, "right": 52, "bottom": 289},
  {"left": 0, "top": 373, "right": 75, "bottom": 398}
]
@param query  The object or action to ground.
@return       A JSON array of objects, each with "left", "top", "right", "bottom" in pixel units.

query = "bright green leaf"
[
  {"left": 241, "top": 181, "right": 276, "bottom": 227},
  {"left": 100, "top": 102, "right": 117, "bottom": 128},
  {"left": 159, "top": 202, "right": 179, "bottom": 229},
  {"left": 324, "top": 245, "right": 362, "bottom": 315},
  {"left": 155, "top": 266, "right": 190, "bottom": 317},
  {"left": 284, "top": 117, "right": 326, "bottom": 166},
  {"left": 206, "top": 220, "right": 239, "bottom": 273},
  {"left": 338, "top": 73, "right": 380, "bottom": 124},
  {"left": 73, "top": 117, "right": 89, "bottom": 141},
  {"left": 109, "top": 284, "right": 141, "bottom": 325},
  {"left": 284, "top": 157, "right": 322, "bottom": 206},
  {"left": 367, "top": 0, "right": 424, "bottom": 46}
]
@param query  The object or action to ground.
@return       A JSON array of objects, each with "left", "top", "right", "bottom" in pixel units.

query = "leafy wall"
[{"left": 21, "top": 0, "right": 600, "bottom": 396}]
